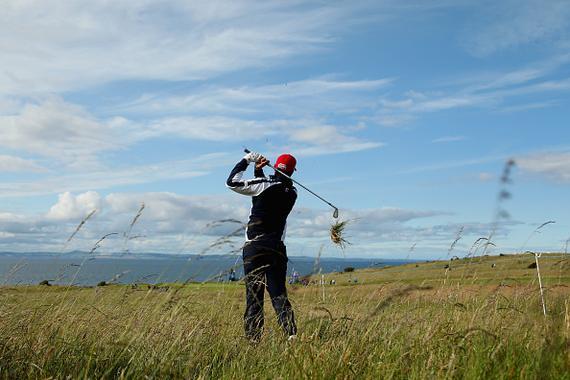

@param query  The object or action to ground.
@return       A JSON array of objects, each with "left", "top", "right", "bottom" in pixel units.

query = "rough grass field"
[{"left": 0, "top": 253, "right": 568, "bottom": 379}]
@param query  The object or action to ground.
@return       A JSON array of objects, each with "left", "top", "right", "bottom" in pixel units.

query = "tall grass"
[{"left": 0, "top": 255, "right": 568, "bottom": 379}]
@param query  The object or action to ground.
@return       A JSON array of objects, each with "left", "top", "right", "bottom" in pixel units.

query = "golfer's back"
[{"left": 247, "top": 176, "right": 297, "bottom": 243}]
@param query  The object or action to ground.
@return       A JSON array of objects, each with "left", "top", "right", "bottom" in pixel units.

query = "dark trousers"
[{"left": 242, "top": 241, "right": 297, "bottom": 340}]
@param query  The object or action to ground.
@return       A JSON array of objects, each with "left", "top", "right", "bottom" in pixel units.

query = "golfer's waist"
[
  {"left": 243, "top": 239, "right": 287, "bottom": 256},
  {"left": 246, "top": 231, "right": 284, "bottom": 242}
]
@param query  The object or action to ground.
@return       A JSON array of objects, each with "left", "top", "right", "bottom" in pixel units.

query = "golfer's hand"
[
  {"left": 256, "top": 157, "right": 269, "bottom": 170},
  {"left": 244, "top": 151, "right": 261, "bottom": 163}
]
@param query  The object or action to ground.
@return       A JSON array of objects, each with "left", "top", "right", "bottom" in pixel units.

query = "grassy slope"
[{"left": 0, "top": 253, "right": 568, "bottom": 379}]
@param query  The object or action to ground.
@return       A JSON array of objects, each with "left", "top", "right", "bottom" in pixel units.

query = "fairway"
[{"left": 1, "top": 254, "right": 568, "bottom": 379}]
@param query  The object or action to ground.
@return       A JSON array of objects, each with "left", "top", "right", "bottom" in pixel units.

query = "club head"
[{"left": 333, "top": 208, "right": 339, "bottom": 219}]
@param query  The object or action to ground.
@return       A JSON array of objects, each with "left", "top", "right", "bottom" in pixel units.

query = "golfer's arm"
[{"left": 226, "top": 159, "right": 271, "bottom": 196}]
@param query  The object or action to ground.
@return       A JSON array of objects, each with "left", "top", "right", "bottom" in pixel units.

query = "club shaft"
[{"left": 269, "top": 162, "right": 336, "bottom": 209}]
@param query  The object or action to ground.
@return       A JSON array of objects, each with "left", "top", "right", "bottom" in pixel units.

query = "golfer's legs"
[
  {"left": 243, "top": 244, "right": 268, "bottom": 340},
  {"left": 266, "top": 258, "right": 297, "bottom": 336},
  {"left": 243, "top": 267, "right": 265, "bottom": 340}
]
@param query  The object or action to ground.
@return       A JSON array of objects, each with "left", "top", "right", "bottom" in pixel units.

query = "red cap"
[{"left": 275, "top": 154, "right": 296, "bottom": 175}]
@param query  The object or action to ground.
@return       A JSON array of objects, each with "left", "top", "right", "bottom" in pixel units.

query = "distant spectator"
[
  {"left": 229, "top": 269, "right": 237, "bottom": 282},
  {"left": 291, "top": 271, "right": 300, "bottom": 284}
]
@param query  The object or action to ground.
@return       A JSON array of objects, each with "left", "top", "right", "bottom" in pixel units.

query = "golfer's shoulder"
[{"left": 274, "top": 177, "right": 296, "bottom": 192}]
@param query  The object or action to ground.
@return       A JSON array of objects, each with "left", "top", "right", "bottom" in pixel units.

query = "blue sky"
[{"left": 1, "top": 0, "right": 569, "bottom": 258}]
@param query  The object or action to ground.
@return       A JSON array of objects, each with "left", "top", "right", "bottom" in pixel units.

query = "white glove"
[{"left": 244, "top": 151, "right": 262, "bottom": 163}]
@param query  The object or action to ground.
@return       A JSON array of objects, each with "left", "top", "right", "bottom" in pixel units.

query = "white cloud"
[
  {"left": 117, "top": 77, "right": 388, "bottom": 155},
  {"left": 477, "top": 172, "right": 494, "bottom": 182},
  {"left": 114, "top": 77, "right": 392, "bottom": 149},
  {"left": 372, "top": 114, "right": 415, "bottom": 128},
  {"left": 0, "top": 93, "right": 380, "bottom": 188},
  {"left": 47, "top": 191, "right": 102, "bottom": 221},
  {"left": 400, "top": 155, "right": 506, "bottom": 174},
  {"left": 517, "top": 151, "right": 570, "bottom": 182},
  {"left": 0, "top": 188, "right": 533, "bottom": 257},
  {"left": 287, "top": 123, "right": 384, "bottom": 156},
  {"left": 0, "top": 2, "right": 387, "bottom": 170},
  {"left": 0, "top": 191, "right": 252, "bottom": 253},
  {"left": 431, "top": 136, "right": 466, "bottom": 144},
  {"left": 0, "top": 155, "right": 46, "bottom": 173},
  {"left": 0, "top": 98, "right": 131, "bottom": 167},
  {"left": 104, "top": 192, "right": 249, "bottom": 234},
  {"left": 0, "top": 96, "right": 23, "bottom": 113},
  {"left": 0, "top": 77, "right": 385, "bottom": 174},
  {"left": 0, "top": 190, "right": 454, "bottom": 254},
  {"left": 0, "top": 1, "right": 367, "bottom": 95},
  {"left": 118, "top": 77, "right": 392, "bottom": 116},
  {"left": 0, "top": 154, "right": 224, "bottom": 198},
  {"left": 499, "top": 101, "right": 560, "bottom": 114},
  {"left": 399, "top": 149, "right": 570, "bottom": 180},
  {"left": 145, "top": 116, "right": 268, "bottom": 141},
  {"left": 143, "top": 116, "right": 382, "bottom": 156},
  {"left": 374, "top": 59, "right": 570, "bottom": 126}
]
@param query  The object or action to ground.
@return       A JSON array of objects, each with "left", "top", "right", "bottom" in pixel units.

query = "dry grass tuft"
[{"left": 330, "top": 220, "right": 350, "bottom": 248}]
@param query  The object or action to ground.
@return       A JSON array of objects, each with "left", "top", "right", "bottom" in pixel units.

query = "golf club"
[{"left": 244, "top": 148, "right": 339, "bottom": 219}]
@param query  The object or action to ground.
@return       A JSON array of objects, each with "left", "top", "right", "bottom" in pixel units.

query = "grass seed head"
[{"left": 330, "top": 220, "right": 350, "bottom": 249}]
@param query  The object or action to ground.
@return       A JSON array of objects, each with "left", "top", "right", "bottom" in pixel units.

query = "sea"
[{"left": 0, "top": 252, "right": 412, "bottom": 286}]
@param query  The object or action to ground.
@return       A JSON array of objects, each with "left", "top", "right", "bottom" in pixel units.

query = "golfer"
[{"left": 226, "top": 151, "right": 298, "bottom": 342}]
